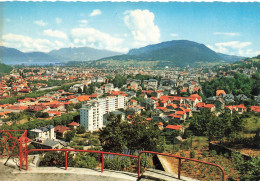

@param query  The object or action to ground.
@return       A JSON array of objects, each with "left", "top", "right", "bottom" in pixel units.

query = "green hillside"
[
  {"left": 96, "top": 40, "right": 227, "bottom": 67},
  {"left": 0, "top": 63, "right": 13, "bottom": 74}
]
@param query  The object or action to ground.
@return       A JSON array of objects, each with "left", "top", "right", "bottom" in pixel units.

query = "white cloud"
[
  {"left": 89, "top": 9, "right": 102, "bottom": 17},
  {"left": 56, "top": 18, "right": 62, "bottom": 25},
  {"left": 34, "top": 20, "right": 47, "bottom": 27},
  {"left": 2, "top": 33, "right": 65, "bottom": 52},
  {"left": 170, "top": 33, "right": 179, "bottom": 37},
  {"left": 124, "top": 9, "right": 160, "bottom": 47},
  {"left": 213, "top": 32, "right": 240, "bottom": 36},
  {"left": 71, "top": 27, "right": 127, "bottom": 52},
  {"left": 207, "top": 41, "right": 252, "bottom": 56},
  {"left": 215, "top": 41, "right": 251, "bottom": 49},
  {"left": 43, "top": 29, "right": 68, "bottom": 40},
  {"left": 78, "top": 19, "right": 88, "bottom": 24},
  {"left": 5, "top": 18, "right": 11, "bottom": 22},
  {"left": 254, "top": 50, "right": 260, "bottom": 56}
]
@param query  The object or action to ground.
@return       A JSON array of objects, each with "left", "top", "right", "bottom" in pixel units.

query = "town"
[
  {"left": 0, "top": 57, "right": 259, "bottom": 180},
  {"left": 1, "top": 1, "right": 260, "bottom": 180}
]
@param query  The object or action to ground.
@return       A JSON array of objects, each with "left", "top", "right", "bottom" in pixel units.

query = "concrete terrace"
[{"left": 0, "top": 158, "right": 198, "bottom": 181}]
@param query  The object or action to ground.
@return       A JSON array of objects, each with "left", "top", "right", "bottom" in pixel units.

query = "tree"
[
  {"left": 99, "top": 113, "right": 165, "bottom": 153},
  {"left": 65, "top": 130, "right": 75, "bottom": 142},
  {"left": 76, "top": 125, "right": 86, "bottom": 134},
  {"left": 78, "top": 87, "right": 83, "bottom": 94},
  {"left": 74, "top": 103, "right": 82, "bottom": 110},
  {"left": 83, "top": 85, "right": 87, "bottom": 94},
  {"left": 99, "top": 113, "right": 126, "bottom": 153},
  {"left": 65, "top": 104, "right": 73, "bottom": 113}
]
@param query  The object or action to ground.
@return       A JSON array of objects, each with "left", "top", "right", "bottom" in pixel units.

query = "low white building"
[
  {"left": 30, "top": 125, "right": 55, "bottom": 140},
  {"left": 69, "top": 84, "right": 84, "bottom": 93}
]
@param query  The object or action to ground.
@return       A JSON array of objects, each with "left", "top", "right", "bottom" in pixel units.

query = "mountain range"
[
  {"left": 0, "top": 40, "right": 245, "bottom": 66},
  {"left": 0, "top": 46, "right": 122, "bottom": 65},
  {"left": 96, "top": 40, "right": 245, "bottom": 67}
]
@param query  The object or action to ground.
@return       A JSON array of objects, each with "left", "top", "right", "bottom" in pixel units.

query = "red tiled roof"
[
  {"left": 47, "top": 111, "right": 61, "bottom": 116},
  {"left": 54, "top": 125, "right": 71, "bottom": 133},
  {"left": 77, "top": 95, "right": 90, "bottom": 102},
  {"left": 156, "top": 107, "right": 167, "bottom": 111},
  {"left": 130, "top": 100, "right": 137, "bottom": 102},
  {"left": 251, "top": 106, "right": 260, "bottom": 112},
  {"left": 216, "top": 90, "right": 226, "bottom": 96},
  {"left": 204, "top": 104, "right": 215, "bottom": 108},
  {"left": 166, "top": 125, "right": 182, "bottom": 130},
  {"left": 68, "top": 121, "right": 80, "bottom": 126},
  {"left": 6, "top": 105, "right": 28, "bottom": 110},
  {"left": 195, "top": 102, "right": 205, "bottom": 108},
  {"left": 90, "top": 94, "right": 98, "bottom": 98},
  {"left": 176, "top": 111, "right": 185, "bottom": 115}
]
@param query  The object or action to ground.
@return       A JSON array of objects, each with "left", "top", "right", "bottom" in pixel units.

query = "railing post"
[
  {"left": 178, "top": 158, "right": 181, "bottom": 179},
  {"left": 101, "top": 153, "right": 104, "bottom": 172},
  {"left": 138, "top": 154, "right": 141, "bottom": 178},
  {"left": 26, "top": 151, "right": 28, "bottom": 170},
  {"left": 19, "top": 141, "right": 22, "bottom": 170},
  {"left": 65, "top": 151, "right": 67, "bottom": 170}
]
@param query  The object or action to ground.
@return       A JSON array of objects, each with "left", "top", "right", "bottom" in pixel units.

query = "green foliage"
[
  {"left": 188, "top": 110, "right": 245, "bottom": 143},
  {"left": 0, "top": 82, "right": 77, "bottom": 105},
  {"left": 190, "top": 150, "right": 196, "bottom": 158},
  {"left": 35, "top": 112, "right": 49, "bottom": 118},
  {"left": 40, "top": 152, "right": 74, "bottom": 167},
  {"left": 0, "top": 63, "right": 12, "bottom": 74},
  {"left": 99, "top": 113, "right": 165, "bottom": 153},
  {"left": 88, "top": 138, "right": 100, "bottom": 146},
  {"left": 74, "top": 102, "right": 82, "bottom": 110},
  {"left": 202, "top": 72, "right": 259, "bottom": 98},
  {"left": 210, "top": 150, "right": 217, "bottom": 157},
  {"left": 231, "top": 152, "right": 260, "bottom": 180},
  {"left": 84, "top": 83, "right": 97, "bottom": 94},
  {"left": 74, "top": 153, "right": 98, "bottom": 169},
  {"left": 31, "top": 79, "right": 73, "bottom": 87},
  {"left": 202, "top": 151, "right": 209, "bottom": 157},
  {"left": 112, "top": 74, "right": 127, "bottom": 88},
  {"left": 76, "top": 125, "right": 85, "bottom": 134},
  {"left": 65, "top": 130, "right": 76, "bottom": 142},
  {"left": 98, "top": 40, "right": 225, "bottom": 67}
]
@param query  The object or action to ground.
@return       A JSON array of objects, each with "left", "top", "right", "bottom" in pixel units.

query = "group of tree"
[
  {"left": 1, "top": 112, "right": 79, "bottom": 132},
  {"left": 0, "top": 82, "right": 78, "bottom": 105},
  {"left": 99, "top": 113, "right": 165, "bottom": 154},
  {"left": 187, "top": 110, "right": 244, "bottom": 144},
  {"left": 0, "top": 63, "right": 13, "bottom": 74},
  {"left": 110, "top": 74, "right": 127, "bottom": 88},
  {"left": 202, "top": 72, "right": 260, "bottom": 99}
]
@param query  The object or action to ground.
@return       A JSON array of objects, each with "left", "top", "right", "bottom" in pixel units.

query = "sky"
[{"left": 0, "top": 1, "right": 260, "bottom": 57}]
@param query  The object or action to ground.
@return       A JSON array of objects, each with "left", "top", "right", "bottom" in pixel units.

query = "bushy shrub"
[
  {"left": 202, "top": 151, "right": 209, "bottom": 157},
  {"left": 190, "top": 150, "right": 196, "bottom": 158},
  {"left": 88, "top": 138, "right": 100, "bottom": 146},
  {"left": 210, "top": 150, "right": 217, "bottom": 156},
  {"left": 180, "top": 151, "right": 186, "bottom": 157},
  {"left": 74, "top": 154, "right": 98, "bottom": 169}
]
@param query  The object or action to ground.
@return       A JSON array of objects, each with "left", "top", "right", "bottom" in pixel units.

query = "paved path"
[{"left": 0, "top": 160, "right": 138, "bottom": 181}]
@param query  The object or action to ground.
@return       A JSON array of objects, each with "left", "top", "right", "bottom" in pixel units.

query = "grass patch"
[{"left": 243, "top": 115, "right": 260, "bottom": 133}]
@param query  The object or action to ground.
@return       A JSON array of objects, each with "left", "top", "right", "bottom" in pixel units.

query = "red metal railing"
[
  {"left": 138, "top": 151, "right": 225, "bottom": 181},
  {"left": 1, "top": 130, "right": 225, "bottom": 180},
  {"left": 26, "top": 149, "right": 138, "bottom": 172},
  {"left": 0, "top": 130, "right": 27, "bottom": 170},
  {"left": 26, "top": 148, "right": 225, "bottom": 180}
]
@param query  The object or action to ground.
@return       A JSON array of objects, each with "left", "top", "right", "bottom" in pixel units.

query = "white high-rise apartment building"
[
  {"left": 80, "top": 101, "right": 105, "bottom": 131},
  {"left": 80, "top": 95, "right": 127, "bottom": 131}
]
